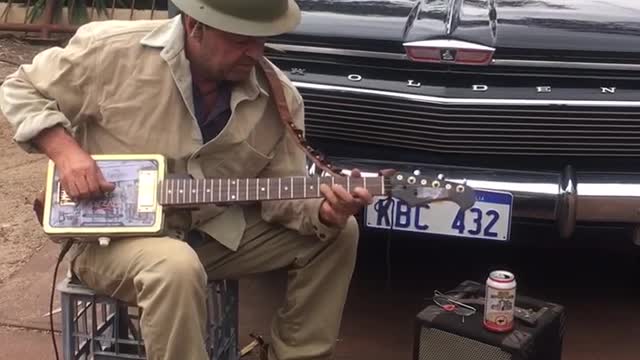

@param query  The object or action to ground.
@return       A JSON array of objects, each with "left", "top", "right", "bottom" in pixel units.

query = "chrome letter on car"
[
  {"left": 601, "top": 87, "right": 616, "bottom": 94},
  {"left": 407, "top": 80, "right": 421, "bottom": 88},
  {"left": 472, "top": 84, "right": 488, "bottom": 92},
  {"left": 348, "top": 74, "right": 363, "bottom": 82},
  {"left": 537, "top": 86, "right": 552, "bottom": 93}
]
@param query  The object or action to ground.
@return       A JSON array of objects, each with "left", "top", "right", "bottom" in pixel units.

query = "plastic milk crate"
[{"left": 58, "top": 276, "right": 240, "bottom": 360}]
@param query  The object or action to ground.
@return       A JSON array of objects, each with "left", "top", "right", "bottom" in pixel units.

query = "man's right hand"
[
  {"left": 33, "top": 126, "right": 115, "bottom": 201},
  {"left": 56, "top": 151, "right": 115, "bottom": 201}
]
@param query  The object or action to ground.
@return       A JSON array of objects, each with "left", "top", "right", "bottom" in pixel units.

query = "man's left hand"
[{"left": 318, "top": 169, "right": 373, "bottom": 228}]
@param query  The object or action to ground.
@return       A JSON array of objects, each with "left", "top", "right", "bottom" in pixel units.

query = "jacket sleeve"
[
  {"left": 258, "top": 82, "right": 343, "bottom": 241},
  {"left": 0, "top": 24, "right": 100, "bottom": 153}
]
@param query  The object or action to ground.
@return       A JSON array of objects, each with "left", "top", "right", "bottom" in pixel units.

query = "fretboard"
[{"left": 158, "top": 176, "right": 387, "bottom": 206}]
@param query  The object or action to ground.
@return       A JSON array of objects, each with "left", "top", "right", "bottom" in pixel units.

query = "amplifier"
[{"left": 414, "top": 280, "right": 566, "bottom": 360}]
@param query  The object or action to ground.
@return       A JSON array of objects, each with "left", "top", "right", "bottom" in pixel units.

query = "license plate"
[{"left": 365, "top": 190, "right": 513, "bottom": 241}]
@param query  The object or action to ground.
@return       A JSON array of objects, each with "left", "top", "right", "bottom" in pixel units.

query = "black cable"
[{"left": 51, "top": 240, "right": 74, "bottom": 360}]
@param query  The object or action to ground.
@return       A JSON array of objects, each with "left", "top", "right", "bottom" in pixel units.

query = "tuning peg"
[
  {"left": 413, "top": 169, "right": 421, "bottom": 176},
  {"left": 437, "top": 174, "right": 445, "bottom": 181}
]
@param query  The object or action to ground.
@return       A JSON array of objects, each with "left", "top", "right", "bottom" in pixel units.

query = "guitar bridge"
[{"left": 137, "top": 170, "right": 158, "bottom": 213}]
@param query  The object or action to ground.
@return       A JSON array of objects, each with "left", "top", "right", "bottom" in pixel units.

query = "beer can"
[{"left": 483, "top": 270, "right": 516, "bottom": 332}]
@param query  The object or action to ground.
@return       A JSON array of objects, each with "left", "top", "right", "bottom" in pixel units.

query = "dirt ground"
[{"left": 0, "top": 36, "right": 54, "bottom": 285}]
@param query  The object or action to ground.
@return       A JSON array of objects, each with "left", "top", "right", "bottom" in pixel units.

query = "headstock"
[{"left": 388, "top": 172, "right": 476, "bottom": 210}]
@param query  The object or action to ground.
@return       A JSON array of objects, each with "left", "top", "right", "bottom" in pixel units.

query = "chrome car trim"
[
  {"left": 491, "top": 59, "right": 640, "bottom": 72},
  {"left": 325, "top": 158, "right": 640, "bottom": 239},
  {"left": 266, "top": 43, "right": 640, "bottom": 71},
  {"left": 266, "top": 43, "right": 408, "bottom": 60},
  {"left": 403, "top": 39, "right": 496, "bottom": 52},
  {"left": 293, "top": 82, "right": 640, "bottom": 107},
  {"left": 558, "top": 165, "right": 577, "bottom": 239}
]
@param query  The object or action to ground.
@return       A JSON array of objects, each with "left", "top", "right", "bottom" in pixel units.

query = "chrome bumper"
[{"left": 325, "top": 158, "right": 640, "bottom": 238}]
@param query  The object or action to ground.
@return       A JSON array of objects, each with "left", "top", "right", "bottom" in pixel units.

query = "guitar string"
[{"left": 157, "top": 178, "right": 382, "bottom": 203}]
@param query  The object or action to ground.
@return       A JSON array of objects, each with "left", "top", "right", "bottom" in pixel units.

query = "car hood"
[{"left": 278, "top": 0, "right": 640, "bottom": 57}]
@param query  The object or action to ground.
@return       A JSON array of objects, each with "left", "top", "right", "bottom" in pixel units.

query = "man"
[{"left": 0, "top": 1, "right": 374, "bottom": 359}]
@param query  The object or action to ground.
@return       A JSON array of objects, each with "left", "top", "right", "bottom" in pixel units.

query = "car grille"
[{"left": 299, "top": 88, "right": 640, "bottom": 157}]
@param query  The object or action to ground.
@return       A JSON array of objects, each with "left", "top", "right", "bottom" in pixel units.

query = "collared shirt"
[{"left": 192, "top": 81, "right": 232, "bottom": 143}]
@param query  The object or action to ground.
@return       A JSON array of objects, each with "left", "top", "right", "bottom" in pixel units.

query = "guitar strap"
[{"left": 258, "top": 58, "right": 344, "bottom": 178}]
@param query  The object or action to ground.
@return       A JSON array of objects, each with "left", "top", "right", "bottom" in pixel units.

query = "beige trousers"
[{"left": 71, "top": 208, "right": 359, "bottom": 360}]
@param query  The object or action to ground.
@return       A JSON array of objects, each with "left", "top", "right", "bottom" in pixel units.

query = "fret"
[
  {"left": 304, "top": 177, "right": 307, "bottom": 198},
  {"left": 195, "top": 179, "right": 199, "bottom": 203},
  {"left": 176, "top": 179, "right": 180, "bottom": 204},
  {"left": 256, "top": 179, "right": 259, "bottom": 200},
  {"left": 278, "top": 178, "right": 281, "bottom": 199},
  {"left": 171, "top": 179, "right": 175, "bottom": 204},
  {"left": 347, "top": 176, "right": 350, "bottom": 193},
  {"left": 290, "top": 177, "right": 293, "bottom": 199},
  {"left": 209, "top": 179, "right": 214, "bottom": 202},
  {"left": 260, "top": 180, "right": 266, "bottom": 199},
  {"left": 363, "top": 177, "right": 366, "bottom": 192},
  {"left": 189, "top": 178, "right": 193, "bottom": 204},
  {"left": 170, "top": 179, "right": 174, "bottom": 204},
  {"left": 235, "top": 179, "right": 239, "bottom": 201},
  {"left": 246, "top": 178, "right": 249, "bottom": 202},
  {"left": 203, "top": 179, "right": 207, "bottom": 202},
  {"left": 331, "top": 176, "right": 335, "bottom": 189},
  {"left": 227, "top": 179, "right": 230, "bottom": 201},
  {"left": 182, "top": 179, "right": 186, "bottom": 204},
  {"left": 174, "top": 179, "right": 177, "bottom": 204},
  {"left": 172, "top": 179, "right": 176, "bottom": 204},
  {"left": 177, "top": 179, "right": 182, "bottom": 204},
  {"left": 267, "top": 178, "right": 270, "bottom": 200}
]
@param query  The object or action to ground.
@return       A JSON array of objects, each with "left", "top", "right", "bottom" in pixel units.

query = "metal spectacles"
[{"left": 432, "top": 290, "right": 477, "bottom": 323}]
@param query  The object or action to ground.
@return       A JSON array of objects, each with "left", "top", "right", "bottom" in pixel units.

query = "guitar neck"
[{"left": 158, "top": 176, "right": 388, "bottom": 206}]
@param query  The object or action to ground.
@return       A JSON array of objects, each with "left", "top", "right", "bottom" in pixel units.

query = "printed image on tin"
[{"left": 48, "top": 160, "right": 159, "bottom": 228}]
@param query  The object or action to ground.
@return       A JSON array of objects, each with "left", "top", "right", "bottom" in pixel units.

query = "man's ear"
[{"left": 183, "top": 15, "right": 204, "bottom": 39}]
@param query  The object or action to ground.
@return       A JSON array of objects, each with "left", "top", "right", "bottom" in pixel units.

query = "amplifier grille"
[{"left": 418, "top": 328, "right": 512, "bottom": 360}]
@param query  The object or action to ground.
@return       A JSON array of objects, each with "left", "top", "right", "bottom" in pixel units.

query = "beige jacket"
[{"left": 0, "top": 16, "right": 340, "bottom": 250}]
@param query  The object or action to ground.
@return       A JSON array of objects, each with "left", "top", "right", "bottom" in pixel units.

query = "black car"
[{"left": 264, "top": 0, "right": 640, "bottom": 246}]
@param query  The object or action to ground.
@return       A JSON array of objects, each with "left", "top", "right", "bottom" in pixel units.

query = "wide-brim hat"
[{"left": 171, "top": 0, "right": 301, "bottom": 37}]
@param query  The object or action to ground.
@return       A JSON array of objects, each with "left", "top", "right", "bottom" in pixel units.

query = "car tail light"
[{"left": 403, "top": 39, "right": 495, "bottom": 66}]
